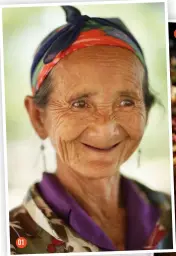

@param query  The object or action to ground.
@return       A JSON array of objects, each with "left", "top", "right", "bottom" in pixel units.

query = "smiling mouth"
[{"left": 82, "top": 143, "right": 120, "bottom": 152}]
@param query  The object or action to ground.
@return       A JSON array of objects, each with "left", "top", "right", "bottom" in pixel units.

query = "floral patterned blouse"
[{"left": 9, "top": 172, "right": 172, "bottom": 254}]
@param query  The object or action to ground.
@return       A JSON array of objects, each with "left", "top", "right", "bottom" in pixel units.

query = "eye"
[
  {"left": 120, "top": 99, "right": 135, "bottom": 107},
  {"left": 72, "top": 99, "right": 87, "bottom": 108}
]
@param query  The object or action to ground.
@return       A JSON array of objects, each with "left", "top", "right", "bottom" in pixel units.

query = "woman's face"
[{"left": 38, "top": 46, "right": 146, "bottom": 178}]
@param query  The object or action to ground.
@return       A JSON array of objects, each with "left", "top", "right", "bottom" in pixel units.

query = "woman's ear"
[{"left": 24, "top": 96, "right": 48, "bottom": 139}]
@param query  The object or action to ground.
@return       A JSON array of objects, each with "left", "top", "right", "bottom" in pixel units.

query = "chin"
[{"left": 73, "top": 160, "right": 119, "bottom": 179}]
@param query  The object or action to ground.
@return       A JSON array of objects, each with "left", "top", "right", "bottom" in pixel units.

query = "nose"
[{"left": 88, "top": 112, "right": 122, "bottom": 139}]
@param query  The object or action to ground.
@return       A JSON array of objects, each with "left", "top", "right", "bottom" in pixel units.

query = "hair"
[
  {"left": 32, "top": 64, "right": 157, "bottom": 114},
  {"left": 32, "top": 75, "right": 53, "bottom": 108}
]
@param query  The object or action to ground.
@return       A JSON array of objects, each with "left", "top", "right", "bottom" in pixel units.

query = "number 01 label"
[{"left": 16, "top": 237, "right": 27, "bottom": 248}]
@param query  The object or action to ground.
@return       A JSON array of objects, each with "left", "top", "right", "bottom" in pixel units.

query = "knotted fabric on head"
[{"left": 31, "top": 5, "right": 146, "bottom": 95}]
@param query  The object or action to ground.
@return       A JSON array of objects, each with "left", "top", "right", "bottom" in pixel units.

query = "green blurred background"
[{"left": 2, "top": 2, "right": 172, "bottom": 209}]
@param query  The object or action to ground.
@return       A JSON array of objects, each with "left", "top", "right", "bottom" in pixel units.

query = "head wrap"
[{"left": 31, "top": 5, "right": 146, "bottom": 95}]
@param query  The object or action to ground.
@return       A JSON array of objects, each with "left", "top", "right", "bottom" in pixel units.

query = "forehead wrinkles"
[{"left": 51, "top": 46, "right": 145, "bottom": 96}]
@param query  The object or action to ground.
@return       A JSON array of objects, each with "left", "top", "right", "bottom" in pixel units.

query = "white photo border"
[{"left": 0, "top": 0, "right": 175, "bottom": 255}]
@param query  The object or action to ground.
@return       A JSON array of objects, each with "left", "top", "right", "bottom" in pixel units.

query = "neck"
[
  {"left": 55, "top": 157, "right": 121, "bottom": 222},
  {"left": 55, "top": 157, "right": 126, "bottom": 250}
]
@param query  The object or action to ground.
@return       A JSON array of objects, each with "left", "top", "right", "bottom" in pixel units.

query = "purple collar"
[{"left": 37, "top": 172, "right": 160, "bottom": 251}]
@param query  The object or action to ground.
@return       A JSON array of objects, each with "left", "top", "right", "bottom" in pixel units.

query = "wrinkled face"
[{"left": 42, "top": 46, "right": 146, "bottom": 178}]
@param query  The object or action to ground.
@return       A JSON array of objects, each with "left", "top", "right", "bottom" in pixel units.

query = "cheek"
[
  {"left": 45, "top": 110, "right": 90, "bottom": 144},
  {"left": 116, "top": 108, "right": 146, "bottom": 140}
]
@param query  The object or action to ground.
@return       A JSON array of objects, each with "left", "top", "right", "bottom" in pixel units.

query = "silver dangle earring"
[
  {"left": 41, "top": 142, "right": 47, "bottom": 171},
  {"left": 137, "top": 149, "right": 141, "bottom": 168}
]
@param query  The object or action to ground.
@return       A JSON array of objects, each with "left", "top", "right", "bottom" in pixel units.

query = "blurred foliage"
[{"left": 2, "top": 3, "right": 170, "bottom": 159}]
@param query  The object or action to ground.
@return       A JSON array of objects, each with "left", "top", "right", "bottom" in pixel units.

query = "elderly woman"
[{"left": 9, "top": 5, "right": 172, "bottom": 254}]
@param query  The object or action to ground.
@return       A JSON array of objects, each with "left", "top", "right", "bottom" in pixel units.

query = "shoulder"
[
  {"left": 133, "top": 179, "right": 171, "bottom": 206},
  {"left": 134, "top": 179, "right": 172, "bottom": 237},
  {"left": 132, "top": 180, "right": 173, "bottom": 248},
  {"left": 10, "top": 205, "right": 27, "bottom": 254},
  {"left": 10, "top": 204, "right": 40, "bottom": 235},
  {"left": 9, "top": 204, "right": 42, "bottom": 254}
]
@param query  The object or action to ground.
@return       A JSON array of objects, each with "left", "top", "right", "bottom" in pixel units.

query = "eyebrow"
[
  {"left": 67, "top": 92, "right": 97, "bottom": 102},
  {"left": 118, "top": 90, "right": 140, "bottom": 99},
  {"left": 67, "top": 89, "right": 140, "bottom": 102}
]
